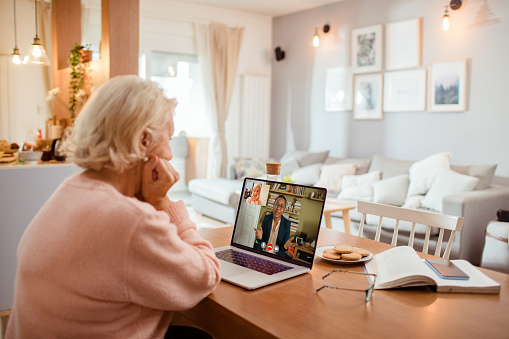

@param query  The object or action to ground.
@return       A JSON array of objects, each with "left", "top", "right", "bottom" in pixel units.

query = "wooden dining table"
[{"left": 175, "top": 226, "right": 509, "bottom": 339}]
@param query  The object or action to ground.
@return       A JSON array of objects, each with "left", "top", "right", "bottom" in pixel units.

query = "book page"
[{"left": 365, "top": 246, "right": 435, "bottom": 289}]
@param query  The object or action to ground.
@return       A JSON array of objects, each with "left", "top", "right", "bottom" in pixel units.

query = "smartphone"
[{"left": 425, "top": 259, "right": 470, "bottom": 280}]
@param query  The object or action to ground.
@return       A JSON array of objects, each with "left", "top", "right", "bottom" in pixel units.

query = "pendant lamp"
[
  {"left": 11, "top": 0, "right": 21, "bottom": 64},
  {"left": 26, "top": 0, "right": 50, "bottom": 66}
]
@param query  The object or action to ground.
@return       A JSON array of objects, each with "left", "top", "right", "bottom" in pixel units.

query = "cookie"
[
  {"left": 352, "top": 247, "right": 370, "bottom": 257},
  {"left": 323, "top": 248, "right": 337, "bottom": 254},
  {"left": 334, "top": 245, "right": 353, "bottom": 254},
  {"left": 341, "top": 252, "right": 362, "bottom": 261},
  {"left": 322, "top": 251, "right": 342, "bottom": 260}
]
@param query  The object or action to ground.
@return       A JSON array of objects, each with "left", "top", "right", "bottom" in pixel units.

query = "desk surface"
[{"left": 183, "top": 226, "right": 509, "bottom": 339}]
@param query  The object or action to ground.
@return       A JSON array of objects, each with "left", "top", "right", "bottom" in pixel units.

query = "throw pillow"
[
  {"left": 314, "top": 163, "right": 358, "bottom": 194},
  {"left": 373, "top": 174, "right": 409, "bottom": 206},
  {"left": 450, "top": 164, "right": 497, "bottom": 190},
  {"left": 337, "top": 171, "right": 380, "bottom": 201},
  {"left": 422, "top": 169, "right": 479, "bottom": 212},
  {"left": 281, "top": 157, "right": 300, "bottom": 177},
  {"left": 325, "top": 157, "right": 372, "bottom": 174},
  {"left": 407, "top": 152, "right": 452, "bottom": 197},
  {"left": 290, "top": 163, "right": 322, "bottom": 185},
  {"left": 233, "top": 158, "right": 267, "bottom": 180}
]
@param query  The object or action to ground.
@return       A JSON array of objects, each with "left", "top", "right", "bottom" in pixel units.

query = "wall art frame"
[
  {"left": 429, "top": 59, "right": 467, "bottom": 112},
  {"left": 351, "top": 24, "right": 383, "bottom": 74},
  {"left": 383, "top": 69, "right": 426, "bottom": 112},
  {"left": 386, "top": 18, "right": 422, "bottom": 71},
  {"left": 325, "top": 67, "right": 353, "bottom": 111},
  {"left": 353, "top": 73, "right": 383, "bottom": 120}
]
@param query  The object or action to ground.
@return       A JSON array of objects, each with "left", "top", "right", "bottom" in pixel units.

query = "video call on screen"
[{"left": 232, "top": 178, "right": 326, "bottom": 264}]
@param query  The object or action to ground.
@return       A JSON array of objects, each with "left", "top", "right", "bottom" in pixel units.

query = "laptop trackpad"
[{"left": 219, "top": 260, "right": 251, "bottom": 279}]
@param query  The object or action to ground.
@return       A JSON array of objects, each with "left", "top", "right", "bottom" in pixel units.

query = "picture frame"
[
  {"left": 386, "top": 18, "right": 422, "bottom": 71},
  {"left": 383, "top": 69, "right": 426, "bottom": 112},
  {"left": 325, "top": 67, "right": 353, "bottom": 111},
  {"left": 351, "top": 24, "right": 383, "bottom": 74},
  {"left": 353, "top": 73, "right": 383, "bottom": 120},
  {"left": 429, "top": 60, "right": 467, "bottom": 112}
]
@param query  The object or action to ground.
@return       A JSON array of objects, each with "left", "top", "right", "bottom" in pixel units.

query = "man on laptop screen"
[{"left": 215, "top": 178, "right": 327, "bottom": 290}]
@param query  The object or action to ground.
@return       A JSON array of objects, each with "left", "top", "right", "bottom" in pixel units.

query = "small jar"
[{"left": 265, "top": 162, "right": 282, "bottom": 181}]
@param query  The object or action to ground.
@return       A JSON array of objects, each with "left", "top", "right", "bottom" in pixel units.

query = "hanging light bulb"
[
  {"left": 313, "top": 28, "right": 320, "bottom": 48},
  {"left": 11, "top": 0, "right": 22, "bottom": 65},
  {"left": 442, "top": 6, "right": 450, "bottom": 31},
  {"left": 26, "top": 0, "right": 50, "bottom": 66}
]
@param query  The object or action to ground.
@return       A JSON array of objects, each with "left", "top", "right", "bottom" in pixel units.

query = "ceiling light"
[
  {"left": 11, "top": 0, "right": 21, "bottom": 64},
  {"left": 26, "top": 0, "right": 50, "bottom": 66},
  {"left": 313, "top": 28, "right": 319, "bottom": 48}
]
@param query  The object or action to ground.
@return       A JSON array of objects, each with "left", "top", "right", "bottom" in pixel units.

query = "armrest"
[{"left": 442, "top": 186, "right": 509, "bottom": 265}]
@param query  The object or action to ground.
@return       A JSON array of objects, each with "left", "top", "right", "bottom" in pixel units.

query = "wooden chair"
[{"left": 357, "top": 201, "right": 464, "bottom": 259}]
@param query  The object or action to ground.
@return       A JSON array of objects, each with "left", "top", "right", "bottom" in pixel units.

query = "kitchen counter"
[{"left": 0, "top": 163, "right": 83, "bottom": 310}]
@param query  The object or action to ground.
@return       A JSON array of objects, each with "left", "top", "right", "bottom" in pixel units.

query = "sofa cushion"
[
  {"left": 290, "top": 163, "right": 322, "bottom": 185},
  {"left": 281, "top": 157, "right": 300, "bottom": 177},
  {"left": 325, "top": 157, "right": 372, "bottom": 174},
  {"left": 450, "top": 164, "right": 497, "bottom": 190},
  {"left": 373, "top": 174, "right": 409, "bottom": 206},
  {"left": 314, "top": 163, "right": 358, "bottom": 195},
  {"left": 189, "top": 178, "right": 243, "bottom": 205},
  {"left": 422, "top": 169, "right": 479, "bottom": 212},
  {"left": 296, "top": 150, "right": 330, "bottom": 167},
  {"left": 368, "top": 155, "right": 413, "bottom": 179},
  {"left": 407, "top": 152, "right": 451, "bottom": 196}
]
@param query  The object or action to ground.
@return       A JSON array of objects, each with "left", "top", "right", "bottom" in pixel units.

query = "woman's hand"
[
  {"left": 253, "top": 227, "right": 263, "bottom": 240},
  {"left": 140, "top": 156, "right": 179, "bottom": 210},
  {"left": 284, "top": 237, "right": 296, "bottom": 250}
]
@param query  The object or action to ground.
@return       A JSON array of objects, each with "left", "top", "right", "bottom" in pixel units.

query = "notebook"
[{"left": 214, "top": 177, "right": 327, "bottom": 290}]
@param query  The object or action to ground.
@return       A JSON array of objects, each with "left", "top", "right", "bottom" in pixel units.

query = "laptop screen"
[{"left": 231, "top": 177, "right": 327, "bottom": 267}]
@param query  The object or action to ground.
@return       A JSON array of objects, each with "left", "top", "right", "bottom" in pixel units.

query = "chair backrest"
[{"left": 357, "top": 201, "right": 464, "bottom": 259}]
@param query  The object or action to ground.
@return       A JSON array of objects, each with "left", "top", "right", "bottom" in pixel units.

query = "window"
[{"left": 143, "top": 51, "right": 211, "bottom": 137}]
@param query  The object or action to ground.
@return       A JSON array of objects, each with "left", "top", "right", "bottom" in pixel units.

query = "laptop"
[{"left": 214, "top": 177, "right": 327, "bottom": 290}]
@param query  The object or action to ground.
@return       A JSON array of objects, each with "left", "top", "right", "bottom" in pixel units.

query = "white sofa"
[{"left": 189, "top": 151, "right": 509, "bottom": 266}]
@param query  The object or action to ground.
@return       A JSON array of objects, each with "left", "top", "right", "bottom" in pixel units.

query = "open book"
[{"left": 364, "top": 246, "right": 501, "bottom": 294}]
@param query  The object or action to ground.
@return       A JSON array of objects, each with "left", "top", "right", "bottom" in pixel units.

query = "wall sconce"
[
  {"left": 313, "top": 28, "right": 320, "bottom": 48},
  {"left": 11, "top": 0, "right": 21, "bottom": 64},
  {"left": 313, "top": 24, "right": 331, "bottom": 48},
  {"left": 442, "top": 0, "right": 463, "bottom": 32},
  {"left": 26, "top": 0, "right": 50, "bottom": 65}
]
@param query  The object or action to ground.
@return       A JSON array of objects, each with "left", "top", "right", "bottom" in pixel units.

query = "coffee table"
[{"left": 322, "top": 199, "right": 357, "bottom": 234}]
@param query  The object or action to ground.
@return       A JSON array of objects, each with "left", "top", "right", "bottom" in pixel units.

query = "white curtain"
[{"left": 194, "top": 22, "right": 244, "bottom": 178}]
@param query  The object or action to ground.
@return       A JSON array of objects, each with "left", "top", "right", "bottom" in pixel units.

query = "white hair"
[{"left": 66, "top": 75, "right": 177, "bottom": 172}]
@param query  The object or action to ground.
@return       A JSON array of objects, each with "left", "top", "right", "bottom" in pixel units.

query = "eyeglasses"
[
  {"left": 316, "top": 269, "right": 377, "bottom": 302},
  {"left": 274, "top": 203, "right": 286, "bottom": 210}
]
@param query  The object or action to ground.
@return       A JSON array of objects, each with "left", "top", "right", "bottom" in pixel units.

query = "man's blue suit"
[{"left": 255, "top": 213, "right": 291, "bottom": 257}]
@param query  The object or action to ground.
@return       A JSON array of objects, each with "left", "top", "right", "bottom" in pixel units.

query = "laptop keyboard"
[{"left": 216, "top": 249, "right": 293, "bottom": 275}]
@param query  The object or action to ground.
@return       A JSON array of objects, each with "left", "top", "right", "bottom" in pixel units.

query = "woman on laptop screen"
[{"left": 253, "top": 195, "right": 297, "bottom": 257}]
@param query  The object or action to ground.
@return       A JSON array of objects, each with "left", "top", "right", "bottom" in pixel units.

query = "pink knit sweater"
[{"left": 6, "top": 173, "right": 221, "bottom": 338}]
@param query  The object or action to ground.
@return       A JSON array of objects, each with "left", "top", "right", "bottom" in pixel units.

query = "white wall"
[
  {"left": 271, "top": 0, "right": 509, "bottom": 176},
  {"left": 1, "top": 0, "right": 273, "bottom": 161}
]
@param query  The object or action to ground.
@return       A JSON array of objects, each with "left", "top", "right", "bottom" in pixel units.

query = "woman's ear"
[{"left": 140, "top": 130, "right": 153, "bottom": 155}]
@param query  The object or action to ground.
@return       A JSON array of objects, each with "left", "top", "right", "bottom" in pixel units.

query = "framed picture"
[
  {"left": 429, "top": 60, "right": 467, "bottom": 112},
  {"left": 354, "top": 73, "right": 383, "bottom": 120},
  {"left": 325, "top": 67, "right": 353, "bottom": 111},
  {"left": 386, "top": 18, "right": 422, "bottom": 71},
  {"left": 351, "top": 25, "right": 382, "bottom": 74},
  {"left": 383, "top": 69, "right": 426, "bottom": 112}
]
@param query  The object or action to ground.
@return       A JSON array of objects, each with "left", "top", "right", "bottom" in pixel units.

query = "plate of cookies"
[{"left": 316, "top": 245, "right": 373, "bottom": 264}]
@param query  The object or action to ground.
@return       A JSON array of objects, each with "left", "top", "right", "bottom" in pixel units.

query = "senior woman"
[{"left": 6, "top": 76, "right": 220, "bottom": 338}]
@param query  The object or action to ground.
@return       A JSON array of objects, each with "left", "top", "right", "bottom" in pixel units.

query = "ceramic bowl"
[{"left": 19, "top": 151, "right": 43, "bottom": 163}]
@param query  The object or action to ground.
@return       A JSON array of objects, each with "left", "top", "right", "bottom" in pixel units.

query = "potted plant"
[{"left": 68, "top": 44, "right": 90, "bottom": 120}]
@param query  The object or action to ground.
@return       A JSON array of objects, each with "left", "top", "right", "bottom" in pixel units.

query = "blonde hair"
[
  {"left": 66, "top": 75, "right": 177, "bottom": 172},
  {"left": 253, "top": 184, "right": 261, "bottom": 192}
]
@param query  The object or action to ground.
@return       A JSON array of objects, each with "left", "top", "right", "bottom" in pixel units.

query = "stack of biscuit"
[{"left": 322, "top": 245, "right": 370, "bottom": 261}]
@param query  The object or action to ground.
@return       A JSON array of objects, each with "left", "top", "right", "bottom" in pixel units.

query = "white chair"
[{"left": 357, "top": 201, "right": 464, "bottom": 259}]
